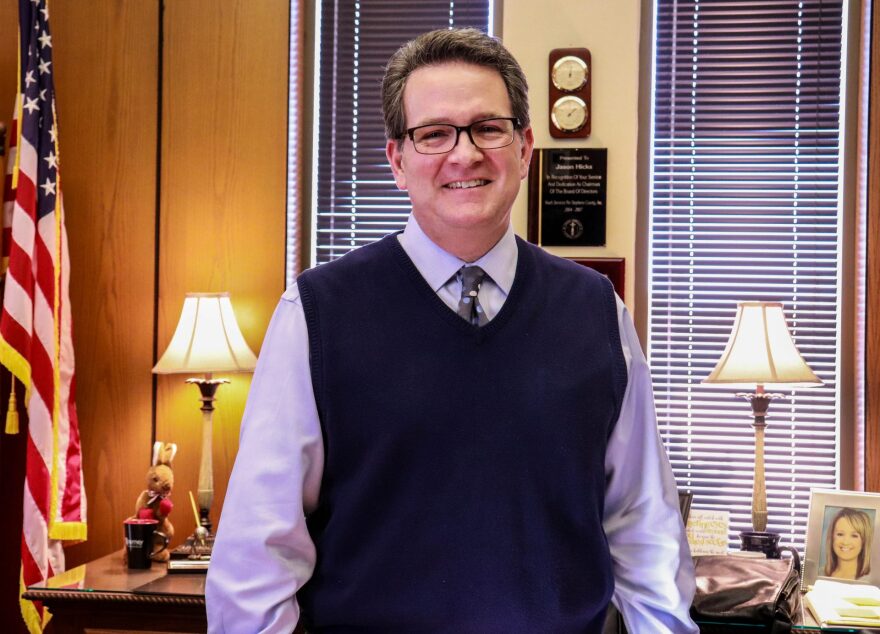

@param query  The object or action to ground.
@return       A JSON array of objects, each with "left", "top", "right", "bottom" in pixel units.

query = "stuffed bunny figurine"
[{"left": 133, "top": 441, "right": 177, "bottom": 562}]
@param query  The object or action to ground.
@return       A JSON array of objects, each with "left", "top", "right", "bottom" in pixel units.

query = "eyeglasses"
[{"left": 406, "top": 117, "right": 521, "bottom": 155}]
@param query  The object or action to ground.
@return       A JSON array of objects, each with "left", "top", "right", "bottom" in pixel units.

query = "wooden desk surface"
[{"left": 23, "top": 550, "right": 206, "bottom": 633}]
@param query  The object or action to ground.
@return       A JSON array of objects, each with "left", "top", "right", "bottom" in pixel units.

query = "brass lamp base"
[
  {"left": 736, "top": 387, "right": 784, "bottom": 533},
  {"left": 185, "top": 375, "right": 229, "bottom": 535},
  {"left": 170, "top": 374, "right": 228, "bottom": 569}
]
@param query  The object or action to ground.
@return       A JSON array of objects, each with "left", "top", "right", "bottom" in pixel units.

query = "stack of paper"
[{"left": 805, "top": 580, "right": 880, "bottom": 628}]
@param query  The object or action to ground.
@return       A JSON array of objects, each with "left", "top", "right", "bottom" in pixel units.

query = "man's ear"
[
  {"left": 518, "top": 126, "right": 535, "bottom": 180},
  {"left": 386, "top": 139, "right": 407, "bottom": 190}
]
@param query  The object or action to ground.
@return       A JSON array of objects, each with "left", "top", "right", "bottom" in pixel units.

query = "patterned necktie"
[{"left": 457, "top": 266, "right": 488, "bottom": 326}]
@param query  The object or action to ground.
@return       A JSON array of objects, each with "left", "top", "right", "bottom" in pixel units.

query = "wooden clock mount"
[{"left": 548, "top": 47, "right": 591, "bottom": 139}]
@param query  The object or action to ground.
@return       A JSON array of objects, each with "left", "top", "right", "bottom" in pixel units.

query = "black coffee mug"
[{"left": 124, "top": 518, "right": 169, "bottom": 569}]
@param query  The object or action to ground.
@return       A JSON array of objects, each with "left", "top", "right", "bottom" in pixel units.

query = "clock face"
[
  {"left": 551, "top": 96, "right": 588, "bottom": 132},
  {"left": 551, "top": 55, "right": 589, "bottom": 92}
]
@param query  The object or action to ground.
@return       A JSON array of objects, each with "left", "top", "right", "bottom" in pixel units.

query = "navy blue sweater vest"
[{"left": 296, "top": 234, "right": 627, "bottom": 634}]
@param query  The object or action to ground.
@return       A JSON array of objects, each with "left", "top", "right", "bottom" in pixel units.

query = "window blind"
[
  {"left": 649, "top": 0, "right": 845, "bottom": 551},
  {"left": 311, "top": 0, "right": 491, "bottom": 266}
]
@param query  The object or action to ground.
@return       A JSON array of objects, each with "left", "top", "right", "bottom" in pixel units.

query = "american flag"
[{"left": 0, "top": 1, "right": 87, "bottom": 632}]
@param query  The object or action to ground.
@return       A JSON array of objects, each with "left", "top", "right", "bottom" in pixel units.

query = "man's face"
[{"left": 386, "top": 62, "right": 534, "bottom": 250}]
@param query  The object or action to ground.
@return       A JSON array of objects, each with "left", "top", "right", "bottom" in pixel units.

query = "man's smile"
[{"left": 443, "top": 179, "right": 491, "bottom": 189}]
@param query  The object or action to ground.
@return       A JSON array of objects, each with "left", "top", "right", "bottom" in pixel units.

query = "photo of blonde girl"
[{"left": 823, "top": 507, "right": 874, "bottom": 581}]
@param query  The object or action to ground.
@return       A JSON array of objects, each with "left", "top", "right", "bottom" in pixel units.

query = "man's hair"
[
  {"left": 824, "top": 507, "right": 873, "bottom": 578},
  {"left": 381, "top": 28, "right": 530, "bottom": 141}
]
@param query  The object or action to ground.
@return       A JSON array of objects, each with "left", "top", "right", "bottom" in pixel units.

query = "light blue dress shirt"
[{"left": 206, "top": 215, "right": 698, "bottom": 633}]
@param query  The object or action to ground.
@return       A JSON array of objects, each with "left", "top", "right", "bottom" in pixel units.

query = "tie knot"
[
  {"left": 456, "top": 266, "right": 489, "bottom": 326},
  {"left": 459, "top": 266, "right": 485, "bottom": 295}
]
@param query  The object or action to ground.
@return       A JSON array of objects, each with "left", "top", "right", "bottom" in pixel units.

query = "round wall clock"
[
  {"left": 551, "top": 55, "right": 589, "bottom": 92},
  {"left": 550, "top": 95, "right": 588, "bottom": 132}
]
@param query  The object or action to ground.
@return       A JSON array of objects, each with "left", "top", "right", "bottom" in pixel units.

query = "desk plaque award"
[{"left": 527, "top": 148, "right": 607, "bottom": 247}]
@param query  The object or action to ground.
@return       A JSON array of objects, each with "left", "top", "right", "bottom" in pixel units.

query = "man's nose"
[{"left": 448, "top": 129, "right": 484, "bottom": 163}]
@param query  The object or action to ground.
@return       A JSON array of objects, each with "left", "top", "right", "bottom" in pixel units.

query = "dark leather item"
[{"left": 690, "top": 548, "right": 801, "bottom": 633}]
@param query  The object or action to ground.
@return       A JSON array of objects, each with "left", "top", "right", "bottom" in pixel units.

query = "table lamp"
[
  {"left": 153, "top": 292, "right": 257, "bottom": 545},
  {"left": 703, "top": 301, "right": 822, "bottom": 554}
]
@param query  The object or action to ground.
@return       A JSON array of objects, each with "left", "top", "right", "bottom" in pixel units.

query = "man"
[{"left": 207, "top": 28, "right": 697, "bottom": 633}]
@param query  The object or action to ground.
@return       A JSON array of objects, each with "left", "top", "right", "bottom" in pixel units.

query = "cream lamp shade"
[
  {"left": 704, "top": 301, "right": 822, "bottom": 389},
  {"left": 153, "top": 292, "right": 257, "bottom": 375}
]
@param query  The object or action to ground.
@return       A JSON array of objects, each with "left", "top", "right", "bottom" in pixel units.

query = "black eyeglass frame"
[{"left": 404, "top": 117, "right": 522, "bottom": 155}]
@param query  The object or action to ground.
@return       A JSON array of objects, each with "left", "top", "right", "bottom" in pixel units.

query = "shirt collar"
[{"left": 398, "top": 214, "right": 517, "bottom": 294}]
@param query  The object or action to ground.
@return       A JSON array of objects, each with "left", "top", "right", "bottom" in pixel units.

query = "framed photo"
[{"left": 804, "top": 489, "right": 880, "bottom": 587}]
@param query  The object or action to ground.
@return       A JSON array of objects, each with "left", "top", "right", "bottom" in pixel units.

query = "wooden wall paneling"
[
  {"left": 0, "top": 2, "right": 16, "bottom": 126},
  {"left": 51, "top": 1, "right": 159, "bottom": 566},
  {"left": 866, "top": 0, "right": 880, "bottom": 491},
  {"left": 157, "top": 0, "right": 288, "bottom": 546}
]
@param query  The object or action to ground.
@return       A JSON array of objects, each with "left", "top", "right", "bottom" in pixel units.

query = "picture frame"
[{"left": 804, "top": 489, "right": 880, "bottom": 587}]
